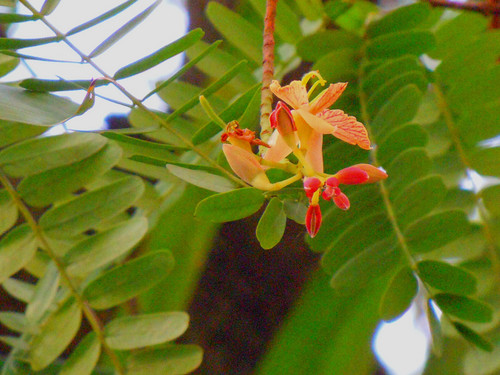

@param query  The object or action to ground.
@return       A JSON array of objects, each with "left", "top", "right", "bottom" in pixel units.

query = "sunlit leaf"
[
  {"left": 417, "top": 260, "right": 477, "bottom": 295},
  {"left": 114, "top": 28, "right": 204, "bottom": 79},
  {"left": 2, "top": 278, "right": 34, "bottom": 303},
  {"left": 379, "top": 266, "right": 418, "bottom": 321},
  {"left": 0, "top": 132, "right": 106, "bottom": 177},
  {"left": 59, "top": 332, "right": 101, "bottom": 375},
  {"left": 469, "top": 147, "right": 500, "bottom": 177},
  {"left": 482, "top": 184, "right": 500, "bottom": 217},
  {"left": 40, "top": 0, "right": 61, "bottom": 15},
  {"left": 25, "top": 262, "right": 60, "bottom": 324},
  {"left": 434, "top": 293, "right": 493, "bottom": 323},
  {"left": 386, "top": 148, "right": 431, "bottom": 193},
  {"left": 0, "top": 312, "right": 28, "bottom": 333},
  {"left": 105, "top": 312, "right": 189, "bottom": 350},
  {"left": 88, "top": 0, "right": 161, "bottom": 58},
  {"left": 18, "top": 78, "right": 108, "bottom": 92},
  {"left": 166, "top": 164, "right": 237, "bottom": 193},
  {"left": 195, "top": 188, "right": 264, "bottom": 223},
  {"left": 83, "top": 250, "right": 174, "bottom": 310},
  {"left": 40, "top": 176, "right": 144, "bottom": 238},
  {"left": 426, "top": 300, "right": 443, "bottom": 356},
  {"left": 297, "top": 30, "right": 362, "bottom": 62},
  {"left": 256, "top": 198, "right": 286, "bottom": 250},
  {"left": 377, "top": 123, "right": 428, "bottom": 165},
  {"left": 64, "top": 216, "right": 148, "bottom": 277},
  {"left": 0, "top": 36, "right": 61, "bottom": 50},
  {"left": 0, "top": 53, "right": 19, "bottom": 77},
  {"left": 0, "top": 120, "right": 46, "bottom": 148},
  {"left": 0, "top": 14, "right": 36, "bottom": 23},
  {"left": 0, "top": 189, "right": 17, "bottom": 236},
  {"left": 0, "top": 84, "right": 78, "bottom": 126},
  {"left": 0, "top": 225, "right": 36, "bottom": 284},
  {"left": 366, "top": 30, "right": 435, "bottom": 60},
  {"left": 127, "top": 345, "right": 203, "bottom": 375},
  {"left": 28, "top": 298, "right": 82, "bottom": 371},
  {"left": 18, "top": 142, "right": 122, "bottom": 207},
  {"left": 313, "top": 48, "right": 358, "bottom": 83}
]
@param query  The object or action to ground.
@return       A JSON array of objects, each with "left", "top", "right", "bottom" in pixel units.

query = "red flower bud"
[
  {"left": 305, "top": 203, "right": 322, "bottom": 238},
  {"left": 333, "top": 192, "right": 350, "bottom": 210},
  {"left": 303, "top": 177, "right": 322, "bottom": 199},
  {"left": 351, "top": 164, "right": 388, "bottom": 183},
  {"left": 325, "top": 177, "right": 339, "bottom": 187},
  {"left": 335, "top": 166, "right": 369, "bottom": 185},
  {"left": 270, "top": 101, "right": 297, "bottom": 136}
]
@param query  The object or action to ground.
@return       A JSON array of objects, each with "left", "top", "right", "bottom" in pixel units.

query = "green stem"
[
  {"left": 0, "top": 170, "right": 125, "bottom": 375},
  {"left": 18, "top": 0, "right": 246, "bottom": 188}
]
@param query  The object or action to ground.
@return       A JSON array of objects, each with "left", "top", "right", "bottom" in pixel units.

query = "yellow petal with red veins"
[
  {"left": 270, "top": 80, "right": 309, "bottom": 109},
  {"left": 309, "top": 82, "right": 348, "bottom": 114},
  {"left": 295, "top": 108, "right": 336, "bottom": 134},
  {"left": 317, "top": 109, "right": 371, "bottom": 150}
]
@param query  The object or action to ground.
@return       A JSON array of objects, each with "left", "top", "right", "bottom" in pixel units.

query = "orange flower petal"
[
  {"left": 270, "top": 80, "right": 309, "bottom": 109},
  {"left": 304, "top": 131, "right": 324, "bottom": 173},
  {"left": 262, "top": 130, "right": 294, "bottom": 163},
  {"left": 295, "top": 108, "right": 336, "bottom": 134},
  {"left": 317, "top": 109, "right": 371, "bottom": 150},
  {"left": 222, "top": 144, "right": 265, "bottom": 184},
  {"left": 309, "top": 82, "right": 348, "bottom": 114}
]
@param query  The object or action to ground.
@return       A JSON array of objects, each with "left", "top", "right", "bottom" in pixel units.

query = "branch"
[
  {"left": 260, "top": 0, "right": 278, "bottom": 143},
  {"left": 425, "top": 0, "right": 500, "bottom": 14}
]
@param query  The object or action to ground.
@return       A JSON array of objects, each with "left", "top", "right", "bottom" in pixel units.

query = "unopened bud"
[
  {"left": 335, "top": 166, "right": 369, "bottom": 185},
  {"left": 303, "top": 177, "right": 322, "bottom": 199},
  {"left": 351, "top": 164, "right": 388, "bottom": 183},
  {"left": 333, "top": 192, "right": 350, "bottom": 210},
  {"left": 305, "top": 203, "right": 322, "bottom": 238}
]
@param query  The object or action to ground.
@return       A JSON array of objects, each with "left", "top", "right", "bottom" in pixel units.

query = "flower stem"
[{"left": 260, "top": 0, "right": 278, "bottom": 143}]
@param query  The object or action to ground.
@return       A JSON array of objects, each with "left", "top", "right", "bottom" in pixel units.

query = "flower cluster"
[{"left": 221, "top": 71, "right": 388, "bottom": 237}]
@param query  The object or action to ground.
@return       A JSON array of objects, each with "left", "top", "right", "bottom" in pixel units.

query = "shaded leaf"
[
  {"left": 470, "top": 147, "right": 500, "bottom": 177},
  {"left": 313, "top": 48, "right": 358, "bottom": 83},
  {"left": 40, "top": 0, "right": 61, "bottom": 15},
  {"left": 283, "top": 199, "right": 307, "bottom": 225},
  {"left": 114, "top": 29, "right": 204, "bottom": 79},
  {"left": 64, "top": 216, "right": 148, "bottom": 277},
  {"left": 457, "top": 104, "right": 500, "bottom": 148},
  {"left": 405, "top": 210, "right": 471, "bottom": 254},
  {"left": 18, "top": 142, "right": 122, "bottom": 207},
  {"left": 426, "top": 300, "right": 443, "bottom": 356},
  {"left": 377, "top": 123, "right": 428, "bottom": 165},
  {"left": 58, "top": 332, "right": 101, "bottom": 375},
  {"left": 256, "top": 198, "right": 286, "bottom": 250},
  {"left": 83, "top": 250, "right": 174, "bottom": 310},
  {"left": 0, "top": 53, "right": 19, "bottom": 77},
  {"left": 0, "top": 225, "right": 37, "bottom": 284},
  {"left": 482, "top": 184, "right": 500, "bottom": 217},
  {"left": 29, "top": 298, "right": 82, "bottom": 371},
  {"left": 40, "top": 176, "right": 144, "bottom": 238},
  {"left": 105, "top": 312, "right": 189, "bottom": 350},
  {"left": 366, "top": 30, "right": 435, "bottom": 60},
  {"left": 437, "top": 293, "right": 494, "bottom": 325},
  {"left": 386, "top": 148, "right": 431, "bottom": 193},
  {"left": 0, "top": 133, "right": 106, "bottom": 177},
  {"left": 297, "top": 30, "right": 362, "bottom": 62},
  {"left": 88, "top": 0, "right": 161, "bottom": 58},
  {"left": 453, "top": 322, "right": 493, "bottom": 352},
  {"left": 206, "top": 2, "right": 262, "bottom": 65},
  {"left": 18, "top": 78, "right": 108, "bottom": 92},
  {"left": 417, "top": 260, "right": 477, "bottom": 295},
  {"left": 195, "top": 188, "right": 264, "bottom": 223},
  {"left": 25, "top": 262, "right": 60, "bottom": 324},
  {"left": 0, "top": 312, "right": 28, "bottom": 333},
  {"left": 0, "top": 36, "right": 61, "bottom": 50},
  {"left": 2, "top": 278, "right": 35, "bottom": 303},
  {"left": 127, "top": 345, "right": 203, "bottom": 375},
  {"left": 379, "top": 266, "right": 418, "bottom": 321},
  {"left": 0, "top": 120, "right": 46, "bottom": 148}
]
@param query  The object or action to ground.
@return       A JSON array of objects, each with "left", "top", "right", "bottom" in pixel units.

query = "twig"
[
  {"left": 425, "top": 0, "right": 500, "bottom": 15},
  {"left": 260, "top": 0, "right": 278, "bottom": 143}
]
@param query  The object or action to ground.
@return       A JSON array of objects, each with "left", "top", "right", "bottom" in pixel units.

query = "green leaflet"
[
  {"left": 417, "top": 260, "right": 477, "bottom": 295},
  {"left": 385, "top": 148, "right": 431, "bottom": 193},
  {"left": 64, "top": 216, "right": 148, "bottom": 277},
  {"left": 67, "top": 0, "right": 138, "bottom": 36},
  {"left": 321, "top": 212, "right": 393, "bottom": 275},
  {"left": 0, "top": 312, "right": 28, "bottom": 333},
  {"left": 404, "top": 210, "right": 472, "bottom": 254},
  {"left": 434, "top": 293, "right": 493, "bottom": 323},
  {"left": 312, "top": 48, "right": 358, "bottom": 83},
  {"left": 83, "top": 250, "right": 174, "bottom": 310},
  {"left": 166, "top": 164, "right": 237, "bottom": 193},
  {"left": 0, "top": 53, "right": 18, "bottom": 78},
  {"left": 256, "top": 198, "right": 287, "bottom": 250},
  {"left": 0, "top": 133, "right": 107, "bottom": 177},
  {"left": 0, "top": 225, "right": 37, "bottom": 284},
  {"left": 329, "top": 239, "right": 401, "bottom": 295},
  {"left": 297, "top": 30, "right": 362, "bottom": 62},
  {"left": 456, "top": 104, "right": 500, "bottom": 148},
  {"left": 2, "top": 278, "right": 34, "bottom": 303},
  {"left": 392, "top": 175, "right": 447, "bottom": 229},
  {"left": 0, "top": 84, "right": 78, "bottom": 126},
  {"left": 114, "top": 29, "right": 204, "bottom": 80},
  {"left": 482, "top": 184, "right": 500, "bottom": 217},
  {"left": 377, "top": 123, "right": 429, "bottom": 165},
  {"left": 283, "top": 199, "right": 307, "bottom": 225},
  {"left": 17, "top": 142, "right": 122, "bottom": 207},
  {"left": 0, "top": 120, "right": 46, "bottom": 148},
  {"left": 379, "top": 266, "right": 418, "bottom": 322},
  {"left": 469, "top": 147, "right": 500, "bottom": 177},
  {"left": 88, "top": 0, "right": 161, "bottom": 58},
  {"left": 366, "top": 30, "right": 435, "bottom": 60},
  {"left": 366, "top": 2, "right": 431, "bottom": 38},
  {"left": 18, "top": 78, "right": 108, "bottom": 92},
  {"left": 104, "top": 312, "right": 189, "bottom": 350},
  {"left": 25, "top": 262, "right": 60, "bottom": 324},
  {"left": 206, "top": 2, "right": 262, "bottom": 65},
  {"left": 195, "top": 188, "right": 265, "bottom": 223},
  {"left": 0, "top": 13, "right": 35, "bottom": 23},
  {"left": 426, "top": 300, "right": 443, "bottom": 356},
  {"left": 0, "top": 189, "right": 17, "bottom": 236},
  {"left": 126, "top": 345, "right": 203, "bottom": 375},
  {"left": 453, "top": 322, "right": 493, "bottom": 352},
  {"left": 28, "top": 298, "right": 82, "bottom": 371},
  {"left": 0, "top": 36, "right": 61, "bottom": 50},
  {"left": 40, "top": 176, "right": 145, "bottom": 238},
  {"left": 40, "top": 0, "right": 61, "bottom": 15},
  {"left": 58, "top": 332, "right": 101, "bottom": 375}
]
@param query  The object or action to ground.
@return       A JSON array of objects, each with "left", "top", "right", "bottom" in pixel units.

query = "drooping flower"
[{"left": 264, "top": 72, "right": 370, "bottom": 174}]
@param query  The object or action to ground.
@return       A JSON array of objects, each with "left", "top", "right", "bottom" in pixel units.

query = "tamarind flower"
[{"left": 265, "top": 71, "right": 370, "bottom": 173}]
